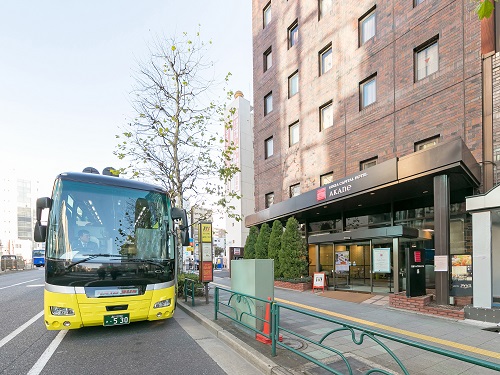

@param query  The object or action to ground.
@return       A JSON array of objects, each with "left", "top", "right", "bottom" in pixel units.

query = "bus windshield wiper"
[{"left": 66, "top": 254, "right": 126, "bottom": 269}]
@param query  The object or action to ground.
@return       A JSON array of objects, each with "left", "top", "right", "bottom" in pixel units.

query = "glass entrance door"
[
  {"left": 334, "top": 241, "right": 372, "bottom": 292},
  {"left": 333, "top": 239, "right": 394, "bottom": 293},
  {"left": 371, "top": 239, "right": 393, "bottom": 293}
]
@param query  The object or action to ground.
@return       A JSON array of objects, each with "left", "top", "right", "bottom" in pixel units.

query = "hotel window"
[
  {"left": 360, "top": 74, "right": 377, "bottom": 109},
  {"left": 320, "top": 101, "right": 333, "bottom": 130},
  {"left": 320, "top": 172, "right": 334, "bottom": 186},
  {"left": 319, "top": 0, "right": 333, "bottom": 20},
  {"left": 288, "top": 20, "right": 299, "bottom": 48},
  {"left": 319, "top": 44, "right": 332, "bottom": 75},
  {"left": 414, "top": 0, "right": 425, "bottom": 6},
  {"left": 263, "top": 2, "right": 271, "bottom": 28},
  {"left": 265, "top": 136, "right": 274, "bottom": 159},
  {"left": 264, "top": 92, "right": 273, "bottom": 115},
  {"left": 359, "top": 7, "right": 376, "bottom": 46},
  {"left": 265, "top": 192, "right": 274, "bottom": 208},
  {"left": 289, "top": 121, "right": 299, "bottom": 146},
  {"left": 290, "top": 183, "right": 301, "bottom": 198},
  {"left": 415, "top": 38, "right": 439, "bottom": 81},
  {"left": 360, "top": 157, "right": 378, "bottom": 170},
  {"left": 288, "top": 71, "right": 299, "bottom": 98},
  {"left": 415, "top": 136, "right": 439, "bottom": 151},
  {"left": 264, "top": 47, "right": 272, "bottom": 72}
]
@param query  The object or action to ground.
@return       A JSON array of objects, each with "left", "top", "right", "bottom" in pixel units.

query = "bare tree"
[{"left": 115, "top": 30, "right": 240, "bottom": 222}]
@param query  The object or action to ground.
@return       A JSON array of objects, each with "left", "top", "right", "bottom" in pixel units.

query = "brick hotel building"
[{"left": 245, "top": 0, "right": 500, "bottom": 319}]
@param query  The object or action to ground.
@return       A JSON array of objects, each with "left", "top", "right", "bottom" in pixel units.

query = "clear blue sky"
[{"left": 0, "top": 1, "right": 252, "bottom": 197}]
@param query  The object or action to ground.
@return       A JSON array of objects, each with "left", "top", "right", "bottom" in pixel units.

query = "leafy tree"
[
  {"left": 254, "top": 223, "right": 271, "bottom": 259},
  {"left": 279, "top": 217, "right": 308, "bottom": 279},
  {"left": 268, "top": 220, "right": 283, "bottom": 278},
  {"left": 244, "top": 226, "right": 259, "bottom": 259},
  {"left": 214, "top": 246, "right": 225, "bottom": 257},
  {"left": 114, "top": 29, "right": 240, "bottom": 221},
  {"left": 475, "top": 0, "right": 496, "bottom": 20}
]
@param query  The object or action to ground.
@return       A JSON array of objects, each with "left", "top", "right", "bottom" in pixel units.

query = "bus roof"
[{"left": 56, "top": 172, "right": 168, "bottom": 195}]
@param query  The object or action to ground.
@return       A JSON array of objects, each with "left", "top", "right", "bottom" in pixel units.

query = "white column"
[{"left": 472, "top": 210, "right": 493, "bottom": 308}]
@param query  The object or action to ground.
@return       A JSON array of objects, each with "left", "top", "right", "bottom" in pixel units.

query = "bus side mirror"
[
  {"left": 171, "top": 207, "right": 190, "bottom": 247},
  {"left": 36, "top": 197, "right": 52, "bottom": 221},
  {"left": 34, "top": 222, "right": 47, "bottom": 242},
  {"left": 34, "top": 197, "right": 52, "bottom": 242}
]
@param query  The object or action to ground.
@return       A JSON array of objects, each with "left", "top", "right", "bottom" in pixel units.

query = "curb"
[{"left": 177, "top": 300, "right": 285, "bottom": 375}]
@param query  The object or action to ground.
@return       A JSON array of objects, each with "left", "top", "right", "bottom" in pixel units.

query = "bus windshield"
[
  {"left": 47, "top": 179, "right": 173, "bottom": 262},
  {"left": 33, "top": 250, "right": 45, "bottom": 257}
]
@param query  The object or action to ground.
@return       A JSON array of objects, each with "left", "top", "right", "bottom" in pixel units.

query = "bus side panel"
[{"left": 44, "top": 289, "right": 83, "bottom": 330}]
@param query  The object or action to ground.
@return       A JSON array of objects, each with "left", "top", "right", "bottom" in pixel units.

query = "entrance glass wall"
[{"left": 332, "top": 240, "right": 393, "bottom": 293}]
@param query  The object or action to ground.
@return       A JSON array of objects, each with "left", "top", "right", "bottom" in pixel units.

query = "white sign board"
[
  {"left": 372, "top": 248, "right": 391, "bottom": 273},
  {"left": 434, "top": 255, "right": 449, "bottom": 272},
  {"left": 201, "top": 242, "right": 212, "bottom": 262}
]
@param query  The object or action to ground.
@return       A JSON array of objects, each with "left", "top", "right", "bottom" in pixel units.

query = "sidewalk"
[{"left": 178, "top": 277, "right": 500, "bottom": 375}]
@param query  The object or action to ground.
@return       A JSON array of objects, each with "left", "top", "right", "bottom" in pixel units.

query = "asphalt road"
[{"left": 0, "top": 268, "right": 261, "bottom": 375}]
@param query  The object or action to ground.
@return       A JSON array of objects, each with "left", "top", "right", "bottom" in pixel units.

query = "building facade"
[
  {"left": 225, "top": 91, "right": 255, "bottom": 258},
  {"left": 247, "top": 0, "right": 488, "bottom": 309}
]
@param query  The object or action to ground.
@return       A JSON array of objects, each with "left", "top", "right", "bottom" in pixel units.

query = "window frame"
[
  {"left": 360, "top": 157, "right": 378, "bottom": 170},
  {"left": 290, "top": 183, "right": 301, "bottom": 198},
  {"left": 320, "top": 172, "right": 334, "bottom": 186},
  {"left": 414, "top": 136, "right": 440, "bottom": 152},
  {"left": 265, "top": 192, "right": 274, "bottom": 208},
  {"left": 359, "top": 7, "right": 376, "bottom": 46},
  {"left": 264, "top": 91, "right": 273, "bottom": 115},
  {"left": 289, "top": 121, "right": 299, "bottom": 146},
  {"left": 319, "top": 101, "right": 333, "bottom": 131},
  {"left": 265, "top": 136, "right": 274, "bottom": 159},
  {"left": 263, "top": 46, "right": 272, "bottom": 72},
  {"left": 319, "top": 44, "right": 333, "bottom": 75},
  {"left": 414, "top": 36, "right": 439, "bottom": 82},
  {"left": 288, "top": 20, "right": 299, "bottom": 49},
  {"left": 414, "top": 0, "right": 425, "bottom": 7},
  {"left": 318, "top": 0, "right": 333, "bottom": 20},
  {"left": 263, "top": 2, "right": 272, "bottom": 28},
  {"left": 359, "top": 74, "right": 377, "bottom": 110},
  {"left": 288, "top": 70, "right": 299, "bottom": 98}
]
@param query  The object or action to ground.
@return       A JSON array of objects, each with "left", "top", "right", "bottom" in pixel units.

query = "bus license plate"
[{"left": 104, "top": 313, "right": 130, "bottom": 326}]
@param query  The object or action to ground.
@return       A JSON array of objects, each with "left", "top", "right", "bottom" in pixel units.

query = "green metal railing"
[
  {"left": 214, "top": 287, "right": 500, "bottom": 375},
  {"left": 183, "top": 278, "right": 196, "bottom": 306},
  {"left": 214, "top": 286, "right": 272, "bottom": 342}
]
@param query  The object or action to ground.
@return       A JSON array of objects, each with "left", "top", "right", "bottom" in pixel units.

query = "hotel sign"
[{"left": 314, "top": 160, "right": 397, "bottom": 204}]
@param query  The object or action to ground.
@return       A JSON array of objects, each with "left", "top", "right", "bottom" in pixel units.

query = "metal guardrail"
[
  {"left": 214, "top": 286, "right": 271, "bottom": 342},
  {"left": 215, "top": 287, "right": 500, "bottom": 375},
  {"left": 183, "top": 278, "right": 196, "bottom": 307}
]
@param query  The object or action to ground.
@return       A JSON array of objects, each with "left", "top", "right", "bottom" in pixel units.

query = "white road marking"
[
  {"left": 0, "top": 279, "right": 41, "bottom": 290},
  {"left": 0, "top": 310, "right": 44, "bottom": 349},
  {"left": 26, "top": 284, "right": 45, "bottom": 287},
  {"left": 27, "top": 330, "right": 68, "bottom": 375}
]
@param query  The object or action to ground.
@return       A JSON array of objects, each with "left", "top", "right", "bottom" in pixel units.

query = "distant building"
[
  {"left": 0, "top": 167, "right": 41, "bottom": 260},
  {"left": 224, "top": 91, "right": 255, "bottom": 257}
]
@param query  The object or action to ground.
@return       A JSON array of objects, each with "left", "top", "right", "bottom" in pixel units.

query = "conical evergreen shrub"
[
  {"left": 279, "top": 217, "right": 308, "bottom": 279},
  {"left": 268, "top": 220, "right": 283, "bottom": 278},
  {"left": 255, "top": 223, "right": 271, "bottom": 259},
  {"left": 244, "top": 226, "right": 259, "bottom": 259}
]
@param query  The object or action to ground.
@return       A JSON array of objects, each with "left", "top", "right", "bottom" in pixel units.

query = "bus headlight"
[
  {"left": 50, "top": 306, "right": 75, "bottom": 316},
  {"left": 153, "top": 299, "right": 171, "bottom": 309}
]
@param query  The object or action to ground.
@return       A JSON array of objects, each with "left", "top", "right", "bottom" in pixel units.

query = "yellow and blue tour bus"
[{"left": 34, "top": 168, "right": 188, "bottom": 330}]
